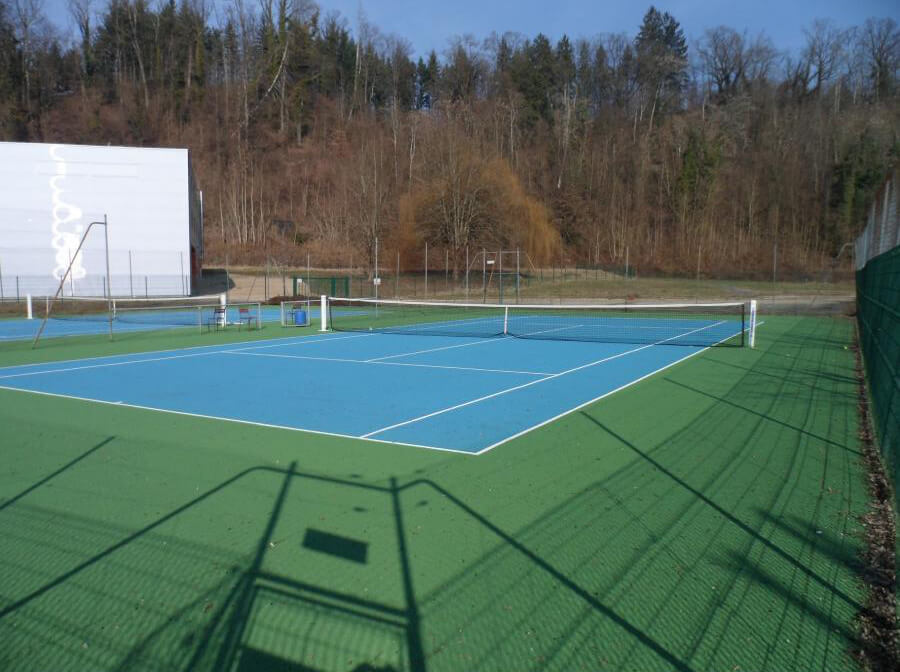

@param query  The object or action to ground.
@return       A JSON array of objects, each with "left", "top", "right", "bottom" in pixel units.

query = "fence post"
[
  {"left": 129, "top": 250, "right": 134, "bottom": 297},
  {"left": 425, "top": 242, "right": 428, "bottom": 296},
  {"left": 482, "top": 248, "right": 486, "bottom": 302},
  {"left": 396, "top": 251, "right": 400, "bottom": 298},
  {"left": 499, "top": 249, "right": 503, "bottom": 303},
  {"left": 68, "top": 249, "right": 75, "bottom": 296},
  {"left": 516, "top": 248, "right": 520, "bottom": 303},
  {"left": 772, "top": 239, "right": 778, "bottom": 284},
  {"left": 465, "top": 246, "right": 469, "bottom": 301},
  {"left": 145, "top": 276, "right": 149, "bottom": 298}
]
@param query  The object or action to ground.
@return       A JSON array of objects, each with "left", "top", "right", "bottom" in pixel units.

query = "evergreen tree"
[{"left": 635, "top": 6, "right": 688, "bottom": 115}]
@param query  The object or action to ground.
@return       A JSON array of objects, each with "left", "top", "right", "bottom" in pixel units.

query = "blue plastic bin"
[{"left": 294, "top": 310, "right": 308, "bottom": 326}]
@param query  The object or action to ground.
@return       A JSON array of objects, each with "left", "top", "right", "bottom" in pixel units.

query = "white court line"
[
  {"left": 226, "top": 350, "right": 552, "bottom": 376},
  {"left": 365, "top": 335, "right": 511, "bottom": 362},
  {"left": 0, "top": 383, "right": 477, "bottom": 456},
  {"left": 361, "top": 320, "right": 727, "bottom": 438},
  {"left": 0, "top": 319, "right": 756, "bottom": 455},
  {"left": 0, "top": 332, "right": 375, "bottom": 380},
  {"left": 225, "top": 332, "right": 373, "bottom": 352},
  {"left": 0, "top": 330, "right": 360, "bottom": 372},
  {"left": 364, "top": 321, "right": 589, "bottom": 362},
  {"left": 476, "top": 321, "right": 761, "bottom": 454}
]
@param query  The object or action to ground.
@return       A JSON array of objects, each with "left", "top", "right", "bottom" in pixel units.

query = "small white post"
[
  {"left": 320, "top": 294, "right": 328, "bottom": 331},
  {"left": 503, "top": 306, "right": 509, "bottom": 335},
  {"left": 218, "top": 293, "right": 227, "bottom": 327},
  {"left": 26, "top": 293, "right": 32, "bottom": 319},
  {"left": 749, "top": 300, "right": 757, "bottom": 348}
]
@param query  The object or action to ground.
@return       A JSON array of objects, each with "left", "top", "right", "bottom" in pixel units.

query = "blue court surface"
[
  {"left": 0, "top": 304, "right": 288, "bottom": 341},
  {"left": 0, "top": 327, "right": 738, "bottom": 453}
]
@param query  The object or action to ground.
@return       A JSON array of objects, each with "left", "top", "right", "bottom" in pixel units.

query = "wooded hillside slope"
[{"left": 1, "top": 1, "right": 897, "bottom": 278}]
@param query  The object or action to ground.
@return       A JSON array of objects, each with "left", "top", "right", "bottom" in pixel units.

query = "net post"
[
  {"left": 749, "top": 300, "right": 757, "bottom": 348},
  {"left": 320, "top": 295, "right": 328, "bottom": 331},
  {"left": 26, "top": 294, "right": 32, "bottom": 320},
  {"left": 503, "top": 306, "right": 509, "bottom": 335}
]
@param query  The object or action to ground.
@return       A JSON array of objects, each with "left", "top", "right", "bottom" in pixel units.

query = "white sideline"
[
  {"left": 0, "top": 383, "right": 476, "bottom": 456},
  {"left": 0, "top": 318, "right": 758, "bottom": 455},
  {"left": 475, "top": 321, "right": 761, "bottom": 453},
  {"left": 0, "top": 332, "right": 374, "bottom": 380},
  {"left": 0, "top": 330, "right": 363, "bottom": 372},
  {"left": 361, "top": 320, "right": 726, "bottom": 438}
]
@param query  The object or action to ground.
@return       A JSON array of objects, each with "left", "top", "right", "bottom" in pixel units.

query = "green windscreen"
[{"left": 856, "top": 245, "right": 900, "bottom": 512}]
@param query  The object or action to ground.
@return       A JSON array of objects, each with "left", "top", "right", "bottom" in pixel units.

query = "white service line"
[
  {"left": 476, "top": 330, "right": 737, "bottom": 453},
  {"left": 361, "top": 320, "right": 726, "bottom": 438},
  {"left": 364, "top": 321, "right": 590, "bottom": 362},
  {"left": 0, "top": 349, "right": 226, "bottom": 380},
  {"left": 226, "top": 350, "right": 551, "bottom": 376},
  {"left": 0, "top": 383, "right": 477, "bottom": 456},
  {"left": 225, "top": 332, "right": 374, "bottom": 352},
  {"left": 0, "top": 332, "right": 375, "bottom": 380},
  {"left": 0, "top": 330, "right": 358, "bottom": 372}
]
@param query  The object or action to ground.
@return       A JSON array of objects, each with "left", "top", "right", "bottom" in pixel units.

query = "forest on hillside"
[{"left": 0, "top": 0, "right": 898, "bottom": 279}]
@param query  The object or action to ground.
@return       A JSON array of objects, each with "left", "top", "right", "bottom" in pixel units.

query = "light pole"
[{"left": 33, "top": 215, "right": 111, "bottom": 347}]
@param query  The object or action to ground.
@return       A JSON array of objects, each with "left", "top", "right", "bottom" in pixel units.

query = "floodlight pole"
[
  {"left": 103, "top": 215, "right": 112, "bottom": 340},
  {"left": 32, "top": 215, "right": 111, "bottom": 347},
  {"left": 465, "top": 246, "right": 469, "bottom": 301}
]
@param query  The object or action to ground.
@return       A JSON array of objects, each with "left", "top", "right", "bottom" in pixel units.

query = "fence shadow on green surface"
[
  {"left": 664, "top": 378, "right": 862, "bottom": 457},
  {"left": 0, "top": 451, "right": 696, "bottom": 672},
  {"left": 756, "top": 510, "right": 864, "bottom": 577},
  {"left": 0, "top": 316, "right": 868, "bottom": 672},
  {"left": 0, "top": 463, "right": 423, "bottom": 672},
  {"left": 0, "top": 436, "right": 116, "bottom": 512},
  {"left": 579, "top": 414, "right": 864, "bottom": 611},
  {"left": 404, "top": 477, "right": 695, "bottom": 672}
]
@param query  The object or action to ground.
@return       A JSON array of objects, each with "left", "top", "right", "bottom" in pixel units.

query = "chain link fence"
[
  {"left": 0, "top": 248, "right": 192, "bottom": 300},
  {"left": 854, "top": 167, "right": 899, "bottom": 513}
]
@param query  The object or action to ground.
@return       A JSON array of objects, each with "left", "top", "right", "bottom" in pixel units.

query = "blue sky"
[{"left": 40, "top": 0, "right": 899, "bottom": 59}]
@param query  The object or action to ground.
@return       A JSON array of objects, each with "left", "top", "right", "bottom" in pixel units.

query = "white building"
[{"left": 0, "top": 141, "right": 202, "bottom": 298}]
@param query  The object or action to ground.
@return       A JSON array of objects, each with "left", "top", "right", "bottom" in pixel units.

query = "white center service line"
[
  {"left": 364, "top": 336, "right": 511, "bottom": 362},
  {"left": 360, "top": 320, "right": 726, "bottom": 438},
  {"left": 364, "top": 321, "right": 590, "bottom": 362},
  {"left": 226, "top": 350, "right": 551, "bottom": 376}
]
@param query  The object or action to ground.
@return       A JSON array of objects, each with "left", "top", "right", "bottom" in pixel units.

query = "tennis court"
[
  {"left": 1, "top": 297, "right": 876, "bottom": 672},
  {"left": 0, "top": 301, "right": 750, "bottom": 453},
  {"left": 0, "top": 299, "right": 288, "bottom": 341}
]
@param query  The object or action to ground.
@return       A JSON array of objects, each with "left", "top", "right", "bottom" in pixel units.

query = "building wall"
[{"left": 0, "top": 142, "right": 196, "bottom": 298}]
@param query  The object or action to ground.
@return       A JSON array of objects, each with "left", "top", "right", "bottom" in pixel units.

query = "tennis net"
[
  {"left": 326, "top": 298, "right": 755, "bottom": 347},
  {"left": 48, "top": 295, "right": 261, "bottom": 329}
]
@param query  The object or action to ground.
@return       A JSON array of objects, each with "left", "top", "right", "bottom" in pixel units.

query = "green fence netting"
[
  {"left": 854, "top": 167, "right": 899, "bottom": 530},
  {"left": 857, "top": 246, "right": 900, "bottom": 507}
]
